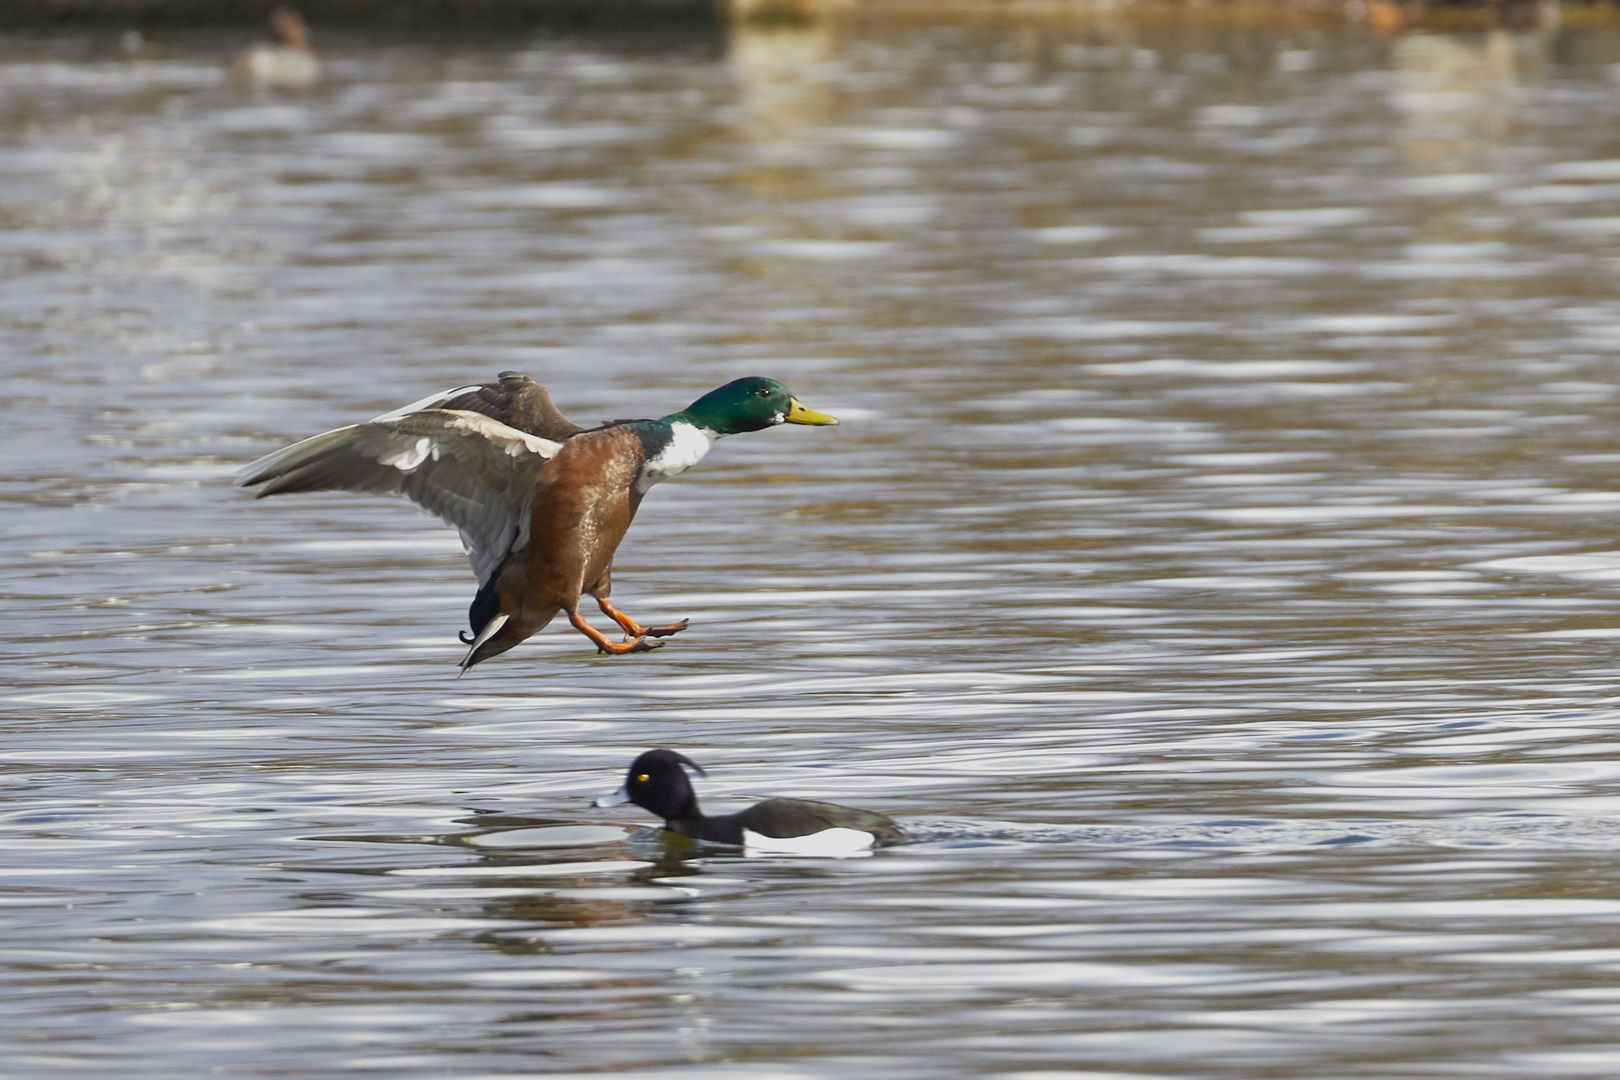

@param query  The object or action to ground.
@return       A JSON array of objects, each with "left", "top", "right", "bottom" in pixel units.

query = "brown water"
[{"left": 9, "top": 13, "right": 1620, "bottom": 1078}]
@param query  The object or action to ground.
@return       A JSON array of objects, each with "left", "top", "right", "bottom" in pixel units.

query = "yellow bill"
[{"left": 785, "top": 398, "right": 839, "bottom": 426}]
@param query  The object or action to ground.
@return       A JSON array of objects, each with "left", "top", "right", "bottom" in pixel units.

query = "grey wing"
[{"left": 237, "top": 409, "right": 561, "bottom": 586}]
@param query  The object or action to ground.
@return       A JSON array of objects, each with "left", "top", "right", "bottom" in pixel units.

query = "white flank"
[
  {"left": 742, "top": 827, "right": 876, "bottom": 858},
  {"left": 635, "top": 421, "right": 718, "bottom": 494},
  {"left": 239, "top": 46, "right": 320, "bottom": 89}
]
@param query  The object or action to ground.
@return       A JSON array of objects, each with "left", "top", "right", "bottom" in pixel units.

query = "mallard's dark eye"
[
  {"left": 635, "top": 773, "right": 650, "bottom": 783},
  {"left": 755, "top": 387, "right": 772, "bottom": 398}
]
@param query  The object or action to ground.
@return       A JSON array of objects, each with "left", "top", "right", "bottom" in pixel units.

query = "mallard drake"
[
  {"left": 237, "top": 373, "right": 838, "bottom": 669},
  {"left": 594, "top": 749, "right": 903, "bottom": 854}
]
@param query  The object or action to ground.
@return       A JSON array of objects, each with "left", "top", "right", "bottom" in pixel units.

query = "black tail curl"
[{"left": 465, "top": 578, "right": 501, "bottom": 643}]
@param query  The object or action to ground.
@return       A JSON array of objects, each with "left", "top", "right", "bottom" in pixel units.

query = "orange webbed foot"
[
  {"left": 571, "top": 611, "right": 666, "bottom": 657},
  {"left": 596, "top": 598, "right": 690, "bottom": 641},
  {"left": 596, "top": 637, "right": 664, "bottom": 656}
]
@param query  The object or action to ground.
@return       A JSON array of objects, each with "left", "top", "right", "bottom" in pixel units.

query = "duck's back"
[{"left": 734, "top": 798, "right": 903, "bottom": 843}]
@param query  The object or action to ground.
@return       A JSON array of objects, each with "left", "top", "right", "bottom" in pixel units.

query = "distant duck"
[
  {"left": 594, "top": 749, "right": 903, "bottom": 855},
  {"left": 237, "top": 372, "right": 838, "bottom": 669},
  {"left": 234, "top": 6, "right": 320, "bottom": 90},
  {"left": 1360, "top": 0, "right": 1422, "bottom": 35}
]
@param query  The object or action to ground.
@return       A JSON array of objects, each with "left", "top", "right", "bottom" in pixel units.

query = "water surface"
[{"left": 8, "top": 14, "right": 1620, "bottom": 1078}]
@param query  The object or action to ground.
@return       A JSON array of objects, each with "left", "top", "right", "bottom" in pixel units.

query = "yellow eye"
[{"left": 635, "top": 774, "right": 650, "bottom": 783}]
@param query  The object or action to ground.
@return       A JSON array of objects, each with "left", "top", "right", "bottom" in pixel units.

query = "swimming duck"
[
  {"left": 237, "top": 373, "right": 838, "bottom": 669},
  {"left": 234, "top": 6, "right": 320, "bottom": 90},
  {"left": 594, "top": 749, "right": 903, "bottom": 854}
]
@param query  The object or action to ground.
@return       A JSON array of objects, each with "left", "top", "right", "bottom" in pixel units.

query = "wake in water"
[{"left": 897, "top": 812, "right": 1620, "bottom": 852}]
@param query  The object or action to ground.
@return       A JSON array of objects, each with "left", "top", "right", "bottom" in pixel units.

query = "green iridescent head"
[{"left": 672, "top": 377, "right": 838, "bottom": 436}]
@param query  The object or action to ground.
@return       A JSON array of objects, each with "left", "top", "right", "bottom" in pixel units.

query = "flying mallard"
[{"left": 237, "top": 373, "right": 838, "bottom": 670}]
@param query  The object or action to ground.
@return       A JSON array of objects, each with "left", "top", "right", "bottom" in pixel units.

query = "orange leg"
[
  {"left": 597, "top": 597, "right": 690, "bottom": 641},
  {"left": 568, "top": 611, "right": 660, "bottom": 655}
]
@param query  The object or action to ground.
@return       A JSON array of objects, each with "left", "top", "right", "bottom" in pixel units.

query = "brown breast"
[{"left": 525, "top": 429, "right": 647, "bottom": 601}]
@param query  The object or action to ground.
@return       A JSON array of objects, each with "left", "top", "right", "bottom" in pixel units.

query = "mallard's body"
[
  {"left": 471, "top": 423, "right": 668, "bottom": 664},
  {"left": 238, "top": 373, "right": 837, "bottom": 669}
]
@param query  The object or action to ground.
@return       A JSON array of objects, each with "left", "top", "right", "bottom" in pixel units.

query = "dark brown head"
[{"left": 270, "top": 6, "right": 310, "bottom": 49}]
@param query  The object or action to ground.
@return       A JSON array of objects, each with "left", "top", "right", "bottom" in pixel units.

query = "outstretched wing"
[
  {"left": 237, "top": 409, "right": 562, "bottom": 586},
  {"left": 380, "top": 371, "right": 586, "bottom": 443}
]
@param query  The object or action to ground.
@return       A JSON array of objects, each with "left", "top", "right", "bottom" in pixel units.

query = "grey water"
[{"left": 9, "top": 12, "right": 1620, "bottom": 1077}]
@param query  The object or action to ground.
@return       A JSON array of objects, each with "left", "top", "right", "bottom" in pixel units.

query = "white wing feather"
[{"left": 370, "top": 385, "right": 483, "bottom": 421}]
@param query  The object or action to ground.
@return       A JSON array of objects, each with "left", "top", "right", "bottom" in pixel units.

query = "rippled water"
[{"left": 10, "top": 12, "right": 1620, "bottom": 1077}]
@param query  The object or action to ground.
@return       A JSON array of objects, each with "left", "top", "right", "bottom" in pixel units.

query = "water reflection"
[{"left": 10, "top": 9, "right": 1620, "bottom": 1079}]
